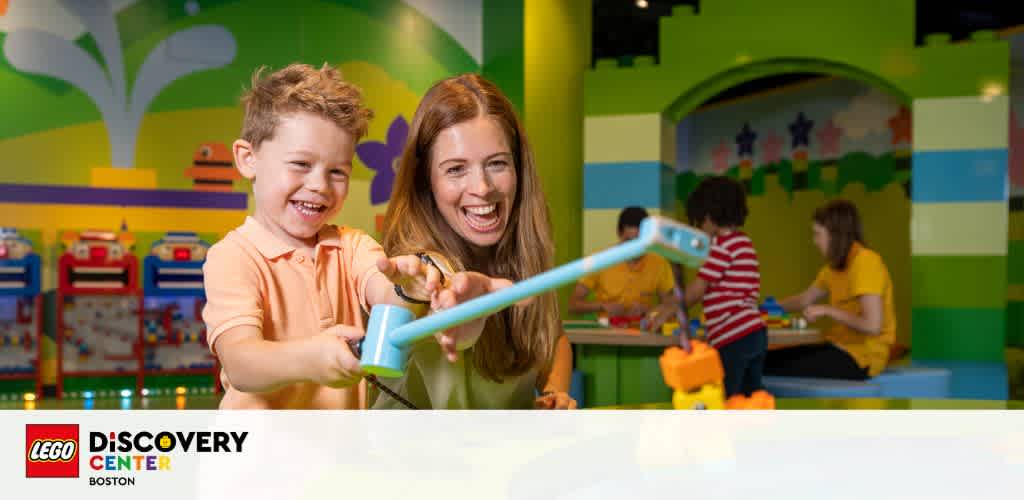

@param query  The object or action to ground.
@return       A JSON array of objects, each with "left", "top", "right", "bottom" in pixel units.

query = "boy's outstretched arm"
[{"left": 214, "top": 324, "right": 364, "bottom": 393}]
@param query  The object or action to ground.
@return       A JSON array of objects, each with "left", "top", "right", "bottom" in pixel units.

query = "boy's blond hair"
[{"left": 240, "top": 63, "right": 373, "bottom": 149}]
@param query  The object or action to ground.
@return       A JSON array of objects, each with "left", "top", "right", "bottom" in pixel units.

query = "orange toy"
[
  {"left": 660, "top": 341, "right": 775, "bottom": 410},
  {"left": 725, "top": 390, "right": 776, "bottom": 410},
  {"left": 184, "top": 143, "right": 238, "bottom": 191},
  {"left": 659, "top": 341, "right": 723, "bottom": 393},
  {"left": 660, "top": 341, "right": 726, "bottom": 409}
]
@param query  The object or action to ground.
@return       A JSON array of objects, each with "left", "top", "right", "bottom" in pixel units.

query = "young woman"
[
  {"left": 372, "top": 74, "right": 575, "bottom": 409},
  {"left": 765, "top": 200, "right": 896, "bottom": 380}
]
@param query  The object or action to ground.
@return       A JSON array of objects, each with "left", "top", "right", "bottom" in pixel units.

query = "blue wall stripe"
[
  {"left": 912, "top": 149, "right": 1008, "bottom": 203},
  {"left": 584, "top": 162, "right": 670, "bottom": 209}
]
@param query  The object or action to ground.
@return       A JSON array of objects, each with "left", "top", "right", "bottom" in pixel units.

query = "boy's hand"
[
  {"left": 310, "top": 324, "right": 365, "bottom": 388},
  {"left": 431, "top": 272, "right": 529, "bottom": 362},
  {"left": 534, "top": 391, "right": 578, "bottom": 410},
  {"left": 377, "top": 255, "right": 444, "bottom": 302},
  {"left": 602, "top": 302, "right": 626, "bottom": 316}
]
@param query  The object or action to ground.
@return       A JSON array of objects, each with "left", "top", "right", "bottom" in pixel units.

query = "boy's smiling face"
[{"left": 234, "top": 111, "right": 354, "bottom": 250}]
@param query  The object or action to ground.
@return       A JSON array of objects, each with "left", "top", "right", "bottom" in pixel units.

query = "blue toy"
[
  {"left": 0, "top": 228, "right": 41, "bottom": 297},
  {"left": 357, "top": 216, "right": 710, "bottom": 377},
  {"left": 759, "top": 296, "right": 785, "bottom": 316},
  {"left": 142, "top": 232, "right": 210, "bottom": 297}
]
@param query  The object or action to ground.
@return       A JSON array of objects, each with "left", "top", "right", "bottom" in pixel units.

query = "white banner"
[{"left": 2, "top": 411, "right": 1023, "bottom": 499}]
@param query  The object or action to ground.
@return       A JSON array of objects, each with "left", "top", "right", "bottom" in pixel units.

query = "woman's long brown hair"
[
  {"left": 813, "top": 199, "right": 865, "bottom": 270},
  {"left": 381, "top": 74, "right": 558, "bottom": 382}
]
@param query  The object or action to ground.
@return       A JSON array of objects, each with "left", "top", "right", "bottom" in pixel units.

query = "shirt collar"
[{"left": 238, "top": 216, "right": 342, "bottom": 259}]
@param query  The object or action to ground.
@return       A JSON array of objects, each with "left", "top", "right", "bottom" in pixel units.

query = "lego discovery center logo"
[{"left": 25, "top": 424, "right": 248, "bottom": 486}]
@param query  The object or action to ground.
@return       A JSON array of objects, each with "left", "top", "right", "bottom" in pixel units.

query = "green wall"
[{"left": 525, "top": 0, "right": 591, "bottom": 309}]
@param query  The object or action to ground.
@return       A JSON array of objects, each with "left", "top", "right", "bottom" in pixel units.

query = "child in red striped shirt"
[{"left": 682, "top": 176, "right": 767, "bottom": 398}]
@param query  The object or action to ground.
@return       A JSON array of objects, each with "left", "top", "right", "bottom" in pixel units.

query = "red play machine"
[{"left": 57, "top": 229, "right": 138, "bottom": 295}]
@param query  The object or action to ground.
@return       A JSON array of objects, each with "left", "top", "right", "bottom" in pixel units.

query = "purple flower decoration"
[{"left": 357, "top": 116, "right": 408, "bottom": 205}]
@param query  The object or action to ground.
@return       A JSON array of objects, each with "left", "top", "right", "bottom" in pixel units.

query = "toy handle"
[{"left": 388, "top": 237, "right": 650, "bottom": 347}]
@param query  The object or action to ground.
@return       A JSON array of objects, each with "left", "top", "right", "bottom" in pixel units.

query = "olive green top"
[{"left": 369, "top": 339, "right": 538, "bottom": 409}]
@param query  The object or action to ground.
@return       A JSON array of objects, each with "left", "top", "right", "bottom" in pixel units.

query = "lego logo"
[{"left": 27, "top": 439, "right": 77, "bottom": 463}]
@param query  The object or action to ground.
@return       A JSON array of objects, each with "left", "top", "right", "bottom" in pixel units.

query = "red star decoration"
[
  {"left": 761, "top": 132, "right": 783, "bottom": 165},
  {"left": 1011, "top": 110, "right": 1024, "bottom": 189},
  {"left": 711, "top": 141, "right": 731, "bottom": 172},
  {"left": 816, "top": 119, "right": 842, "bottom": 158},
  {"left": 888, "top": 106, "right": 912, "bottom": 145}
]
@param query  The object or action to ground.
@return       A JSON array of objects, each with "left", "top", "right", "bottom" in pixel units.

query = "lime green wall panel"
[
  {"left": 584, "top": 114, "right": 667, "bottom": 163},
  {"left": 913, "top": 96, "right": 1009, "bottom": 151},
  {"left": 582, "top": 208, "right": 666, "bottom": 255},
  {"left": 911, "top": 202, "right": 1007, "bottom": 256}
]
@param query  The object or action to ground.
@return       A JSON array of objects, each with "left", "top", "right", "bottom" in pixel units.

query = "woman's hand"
[
  {"left": 806, "top": 295, "right": 883, "bottom": 335},
  {"left": 803, "top": 304, "right": 832, "bottom": 322},
  {"left": 645, "top": 303, "right": 677, "bottom": 332},
  {"left": 431, "top": 272, "right": 530, "bottom": 362},
  {"left": 376, "top": 254, "right": 444, "bottom": 302}
]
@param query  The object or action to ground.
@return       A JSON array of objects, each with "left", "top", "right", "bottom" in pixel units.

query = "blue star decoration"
[
  {"left": 788, "top": 112, "right": 814, "bottom": 148},
  {"left": 735, "top": 122, "right": 757, "bottom": 156}
]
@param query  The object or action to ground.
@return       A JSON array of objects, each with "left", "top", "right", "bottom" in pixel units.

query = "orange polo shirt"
[{"left": 203, "top": 216, "right": 384, "bottom": 409}]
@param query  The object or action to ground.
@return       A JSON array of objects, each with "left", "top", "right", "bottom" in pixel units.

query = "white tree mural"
[{"left": 2, "top": 0, "right": 237, "bottom": 168}]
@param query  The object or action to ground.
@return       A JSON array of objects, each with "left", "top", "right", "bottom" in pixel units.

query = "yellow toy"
[
  {"left": 660, "top": 320, "right": 679, "bottom": 336},
  {"left": 673, "top": 382, "right": 725, "bottom": 410}
]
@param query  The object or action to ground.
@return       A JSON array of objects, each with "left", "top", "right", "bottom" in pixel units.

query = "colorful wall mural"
[
  {"left": 0, "top": 0, "right": 513, "bottom": 391},
  {"left": 0, "top": 0, "right": 486, "bottom": 291},
  {"left": 678, "top": 78, "right": 911, "bottom": 198}
]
